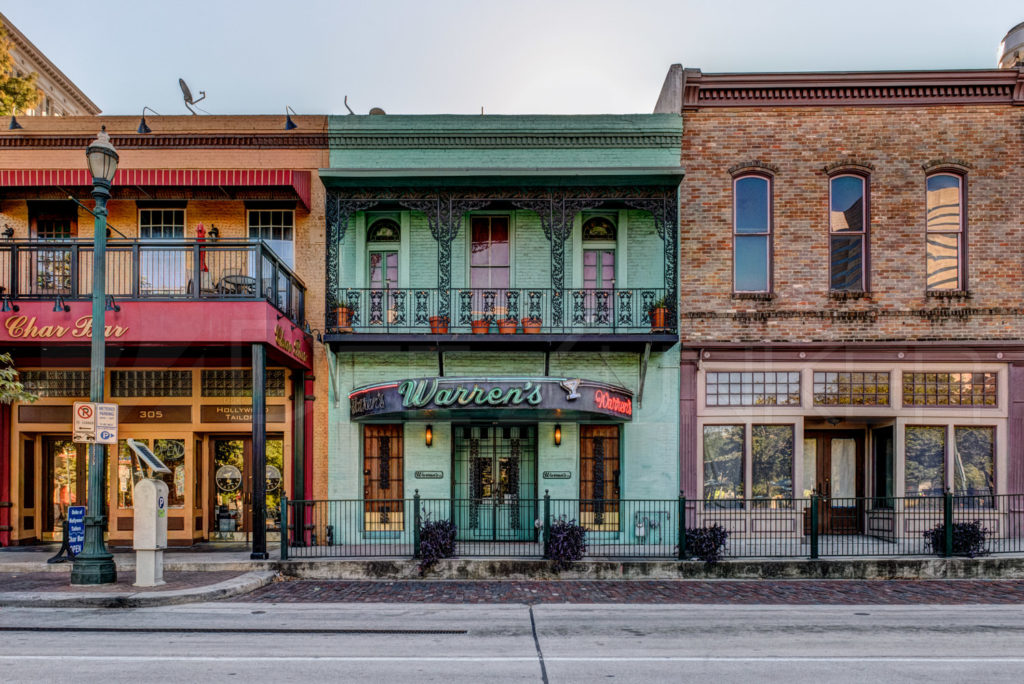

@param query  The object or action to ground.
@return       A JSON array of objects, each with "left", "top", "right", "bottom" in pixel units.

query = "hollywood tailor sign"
[{"left": 349, "top": 377, "right": 634, "bottom": 421}]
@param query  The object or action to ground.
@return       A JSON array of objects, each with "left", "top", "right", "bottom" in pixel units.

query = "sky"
[{"left": 5, "top": 1, "right": 1022, "bottom": 116}]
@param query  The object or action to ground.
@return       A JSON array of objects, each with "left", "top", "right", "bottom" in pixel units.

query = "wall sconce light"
[
  {"left": 425, "top": 425, "right": 433, "bottom": 448},
  {"left": 53, "top": 295, "right": 70, "bottom": 312},
  {"left": 208, "top": 224, "right": 219, "bottom": 239},
  {"left": 554, "top": 424, "right": 562, "bottom": 446},
  {"left": 826, "top": 417, "right": 842, "bottom": 426},
  {"left": 1, "top": 295, "right": 18, "bottom": 312},
  {"left": 9, "top": 110, "right": 23, "bottom": 130},
  {"left": 105, "top": 295, "right": 121, "bottom": 312},
  {"left": 137, "top": 106, "right": 160, "bottom": 134},
  {"left": 284, "top": 105, "right": 298, "bottom": 130},
  {"left": 2, "top": 224, "right": 13, "bottom": 240}
]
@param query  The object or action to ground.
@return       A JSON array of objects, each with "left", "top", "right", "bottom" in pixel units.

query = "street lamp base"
[
  {"left": 70, "top": 556, "right": 118, "bottom": 585},
  {"left": 250, "top": 551, "right": 270, "bottom": 560}
]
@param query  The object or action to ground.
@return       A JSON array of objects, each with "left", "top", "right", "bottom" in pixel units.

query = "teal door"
[{"left": 453, "top": 425, "right": 536, "bottom": 542}]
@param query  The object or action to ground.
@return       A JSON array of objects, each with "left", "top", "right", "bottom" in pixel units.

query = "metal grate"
[
  {"left": 580, "top": 425, "right": 620, "bottom": 531},
  {"left": 110, "top": 370, "right": 192, "bottom": 397},
  {"left": 200, "top": 369, "right": 285, "bottom": 397},
  {"left": 813, "top": 371, "right": 890, "bottom": 406},
  {"left": 706, "top": 371, "right": 800, "bottom": 406},
  {"left": 363, "top": 424, "right": 403, "bottom": 531},
  {"left": 19, "top": 370, "right": 90, "bottom": 397},
  {"left": 902, "top": 372, "right": 997, "bottom": 407}
]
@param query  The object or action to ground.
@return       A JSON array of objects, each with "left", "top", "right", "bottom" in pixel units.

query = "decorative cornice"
[
  {"left": 0, "top": 133, "right": 328, "bottom": 149},
  {"left": 728, "top": 160, "right": 779, "bottom": 177},
  {"left": 682, "top": 69, "right": 1024, "bottom": 109},
  {"left": 327, "top": 132, "right": 682, "bottom": 149}
]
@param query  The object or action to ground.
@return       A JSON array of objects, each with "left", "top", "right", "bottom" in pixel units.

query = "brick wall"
[{"left": 680, "top": 104, "right": 1024, "bottom": 343}]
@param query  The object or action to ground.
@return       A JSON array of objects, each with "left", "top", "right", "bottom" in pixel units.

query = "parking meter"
[{"left": 126, "top": 439, "right": 171, "bottom": 587}]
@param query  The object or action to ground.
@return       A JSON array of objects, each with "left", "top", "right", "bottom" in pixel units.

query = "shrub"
[
  {"left": 417, "top": 515, "right": 457, "bottom": 576},
  {"left": 683, "top": 524, "right": 730, "bottom": 565},
  {"left": 923, "top": 520, "right": 988, "bottom": 558},
  {"left": 547, "top": 517, "right": 587, "bottom": 571}
]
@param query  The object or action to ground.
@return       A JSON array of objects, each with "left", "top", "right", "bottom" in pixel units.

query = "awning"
[
  {"left": 349, "top": 376, "right": 634, "bottom": 422},
  {"left": 0, "top": 168, "right": 312, "bottom": 210}
]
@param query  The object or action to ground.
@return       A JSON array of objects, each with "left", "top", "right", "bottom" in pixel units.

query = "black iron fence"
[
  {"left": 0, "top": 239, "right": 305, "bottom": 325},
  {"left": 330, "top": 287, "right": 674, "bottom": 334},
  {"left": 280, "top": 492, "right": 1024, "bottom": 561}
]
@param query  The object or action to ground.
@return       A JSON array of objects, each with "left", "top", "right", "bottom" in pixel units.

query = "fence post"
[
  {"left": 810, "top": 494, "right": 819, "bottom": 559},
  {"left": 677, "top": 492, "right": 687, "bottom": 560},
  {"left": 280, "top": 494, "right": 288, "bottom": 561},
  {"left": 543, "top": 490, "right": 551, "bottom": 559},
  {"left": 944, "top": 489, "right": 953, "bottom": 558},
  {"left": 413, "top": 490, "right": 421, "bottom": 559}
]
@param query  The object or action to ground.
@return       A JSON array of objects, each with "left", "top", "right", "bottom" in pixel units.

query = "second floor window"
[
  {"left": 139, "top": 207, "right": 186, "bottom": 294},
  {"left": 829, "top": 174, "right": 867, "bottom": 291},
  {"left": 470, "top": 216, "right": 510, "bottom": 289},
  {"left": 926, "top": 173, "right": 964, "bottom": 291},
  {"left": 733, "top": 175, "right": 771, "bottom": 292},
  {"left": 248, "top": 209, "right": 295, "bottom": 269},
  {"left": 367, "top": 218, "right": 399, "bottom": 289}
]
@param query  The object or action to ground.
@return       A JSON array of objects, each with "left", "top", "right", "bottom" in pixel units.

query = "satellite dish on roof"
[{"left": 179, "top": 78, "right": 207, "bottom": 115}]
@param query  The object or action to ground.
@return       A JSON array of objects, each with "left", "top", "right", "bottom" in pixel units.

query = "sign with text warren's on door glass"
[{"left": 200, "top": 405, "right": 286, "bottom": 423}]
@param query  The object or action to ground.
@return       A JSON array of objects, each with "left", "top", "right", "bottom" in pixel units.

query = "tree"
[
  {"left": 0, "top": 19, "right": 41, "bottom": 116},
  {"left": 1, "top": 352, "right": 35, "bottom": 404}
]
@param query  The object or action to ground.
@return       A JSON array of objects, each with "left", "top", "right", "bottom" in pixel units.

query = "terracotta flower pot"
[
  {"left": 522, "top": 317, "right": 542, "bottom": 334},
  {"left": 429, "top": 315, "right": 449, "bottom": 334},
  {"left": 335, "top": 306, "right": 354, "bottom": 329},
  {"left": 497, "top": 318, "right": 518, "bottom": 334},
  {"left": 471, "top": 319, "right": 491, "bottom": 334},
  {"left": 650, "top": 307, "right": 668, "bottom": 331}
]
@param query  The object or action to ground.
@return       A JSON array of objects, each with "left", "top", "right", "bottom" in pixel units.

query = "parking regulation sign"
[{"left": 73, "top": 402, "right": 119, "bottom": 444}]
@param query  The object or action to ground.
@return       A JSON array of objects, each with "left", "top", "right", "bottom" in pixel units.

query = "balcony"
[
  {"left": 326, "top": 287, "right": 676, "bottom": 350},
  {"left": 0, "top": 239, "right": 305, "bottom": 326}
]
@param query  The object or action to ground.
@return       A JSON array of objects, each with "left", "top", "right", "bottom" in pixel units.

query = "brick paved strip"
[{"left": 235, "top": 579, "right": 1024, "bottom": 605}]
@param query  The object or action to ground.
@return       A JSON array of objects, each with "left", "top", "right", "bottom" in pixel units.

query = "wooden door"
[
  {"left": 363, "top": 425, "right": 404, "bottom": 532},
  {"left": 804, "top": 431, "right": 865, "bottom": 534},
  {"left": 579, "top": 425, "right": 621, "bottom": 531}
]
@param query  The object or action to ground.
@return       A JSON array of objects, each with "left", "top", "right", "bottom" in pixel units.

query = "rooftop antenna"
[
  {"left": 343, "top": 95, "right": 355, "bottom": 115},
  {"left": 179, "top": 78, "right": 207, "bottom": 115}
]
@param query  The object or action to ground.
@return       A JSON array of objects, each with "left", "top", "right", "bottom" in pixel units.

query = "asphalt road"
[{"left": 2, "top": 602, "right": 1023, "bottom": 682}]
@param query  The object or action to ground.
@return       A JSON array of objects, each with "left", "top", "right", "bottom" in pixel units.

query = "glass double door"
[
  {"left": 803, "top": 431, "right": 865, "bottom": 534},
  {"left": 210, "top": 437, "right": 283, "bottom": 541},
  {"left": 42, "top": 438, "right": 87, "bottom": 540},
  {"left": 453, "top": 425, "right": 536, "bottom": 541}
]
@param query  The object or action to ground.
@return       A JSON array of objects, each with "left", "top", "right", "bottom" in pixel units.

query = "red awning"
[{"left": 0, "top": 168, "right": 312, "bottom": 210}]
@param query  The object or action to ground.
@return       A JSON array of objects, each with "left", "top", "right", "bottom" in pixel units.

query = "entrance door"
[
  {"left": 803, "top": 431, "right": 865, "bottom": 534},
  {"left": 210, "top": 437, "right": 284, "bottom": 541},
  {"left": 453, "top": 425, "right": 536, "bottom": 541},
  {"left": 42, "top": 437, "right": 86, "bottom": 540}
]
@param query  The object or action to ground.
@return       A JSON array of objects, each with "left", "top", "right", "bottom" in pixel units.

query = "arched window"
[
  {"left": 367, "top": 218, "right": 399, "bottom": 289},
  {"left": 926, "top": 173, "right": 964, "bottom": 291},
  {"left": 733, "top": 175, "right": 771, "bottom": 292},
  {"left": 582, "top": 216, "right": 617, "bottom": 241},
  {"left": 829, "top": 174, "right": 868, "bottom": 291}
]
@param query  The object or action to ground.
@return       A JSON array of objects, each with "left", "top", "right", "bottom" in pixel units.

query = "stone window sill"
[
  {"left": 732, "top": 292, "right": 774, "bottom": 301},
  {"left": 926, "top": 290, "right": 972, "bottom": 299},
  {"left": 828, "top": 290, "right": 871, "bottom": 300}
]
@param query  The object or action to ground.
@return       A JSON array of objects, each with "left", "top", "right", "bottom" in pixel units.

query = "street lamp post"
[{"left": 71, "top": 127, "right": 119, "bottom": 585}]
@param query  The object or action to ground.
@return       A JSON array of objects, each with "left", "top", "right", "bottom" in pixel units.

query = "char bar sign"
[{"left": 349, "top": 377, "right": 633, "bottom": 421}]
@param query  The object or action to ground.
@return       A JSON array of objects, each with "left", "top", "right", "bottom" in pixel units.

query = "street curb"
[{"left": 0, "top": 570, "right": 277, "bottom": 608}]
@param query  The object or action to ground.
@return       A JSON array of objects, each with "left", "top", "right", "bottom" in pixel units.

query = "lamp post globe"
[{"left": 70, "top": 126, "right": 119, "bottom": 585}]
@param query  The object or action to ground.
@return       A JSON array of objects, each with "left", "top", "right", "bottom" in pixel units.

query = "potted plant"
[
  {"left": 647, "top": 296, "right": 671, "bottom": 331},
  {"left": 522, "top": 316, "right": 542, "bottom": 334},
  {"left": 335, "top": 305, "right": 354, "bottom": 330},
  {"left": 497, "top": 317, "right": 518, "bottom": 334},
  {"left": 471, "top": 318, "right": 491, "bottom": 334},
  {"left": 429, "top": 315, "right": 449, "bottom": 334}
]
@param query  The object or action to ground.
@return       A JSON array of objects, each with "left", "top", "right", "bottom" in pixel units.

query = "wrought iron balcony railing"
[
  {"left": 0, "top": 239, "right": 305, "bottom": 325},
  {"left": 329, "top": 287, "right": 674, "bottom": 335}
]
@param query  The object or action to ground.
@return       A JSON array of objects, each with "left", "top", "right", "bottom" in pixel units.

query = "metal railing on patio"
[
  {"left": 0, "top": 239, "right": 305, "bottom": 325},
  {"left": 280, "top": 492, "right": 1024, "bottom": 562}
]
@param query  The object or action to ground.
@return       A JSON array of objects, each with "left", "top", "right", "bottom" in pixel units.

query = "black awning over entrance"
[{"left": 348, "top": 376, "right": 633, "bottom": 422}]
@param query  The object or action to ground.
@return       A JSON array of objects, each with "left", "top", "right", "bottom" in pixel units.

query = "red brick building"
[{"left": 658, "top": 61, "right": 1024, "bottom": 534}]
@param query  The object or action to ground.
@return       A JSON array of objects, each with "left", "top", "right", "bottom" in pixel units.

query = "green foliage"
[
  {"left": 0, "top": 353, "right": 36, "bottom": 404},
  {"left": 0, "top": 21, "right": 41, "bottom": 116}
]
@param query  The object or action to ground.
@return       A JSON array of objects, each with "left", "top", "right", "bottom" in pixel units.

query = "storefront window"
[
  {"left": 751, "top": 425, "right": 793, "bottom": 507},
  {"left": 706, "top": 371, "right": 800, "bottom": 406},
  {"left": 954, "top": 427, "right": 994, "bottom": 503},
  {"left": 703, "top": 425, "right": 744, "bottom": 505},
  {"left": 116, "top": 440, "right": 144, "bottom": 509},
  {"left": 117, "top": 438, "right": 186, "bottom": 508},
  {"left": 905, "top": 426, "right": 945, "bottom": 497}
]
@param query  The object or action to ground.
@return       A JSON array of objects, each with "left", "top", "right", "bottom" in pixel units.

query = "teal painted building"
[{"left": 320, "top": 114, "right": 682, "bottom": 545}]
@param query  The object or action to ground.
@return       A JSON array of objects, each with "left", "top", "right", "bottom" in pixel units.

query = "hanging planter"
[
  {"left": 497, "top": 318, "right": 518, "bottom": 334},
  {"left": 471, "top": 319, "right": 491, "bottom": 334},
  {"left": 521, "top": 317, "right": 542, "bottom": 334},
  {"left": 429, "top": 315, "right": 449, "bottom": 334}
]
